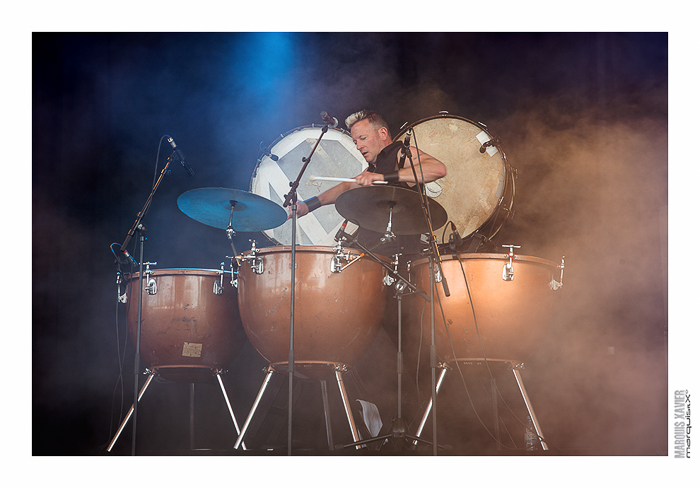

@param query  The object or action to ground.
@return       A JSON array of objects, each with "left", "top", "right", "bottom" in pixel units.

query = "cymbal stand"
[
  {"left": 334, "top": 233, "right": 446, "bottom": 451},
  {"left": 280, "top": 119, "right": 331, "bottom": 455},
  {"left": 116, "top": 151, "right": 176, "bottom": 455},
  {"left": 401, "top": 129, "right": 449, "bottom": 455}
]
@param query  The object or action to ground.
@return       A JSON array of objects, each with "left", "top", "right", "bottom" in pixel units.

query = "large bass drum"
[
  {"left": 125, "top": 268, "right": 246, "bottom": 382},
  {"left": 250, "top": 126, "right": 366, "bottom": 246},
  {"left": 394, "top": 113, "right": 515, "bottom": 245}
]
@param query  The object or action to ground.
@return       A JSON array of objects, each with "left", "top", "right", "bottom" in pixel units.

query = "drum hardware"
[
  {"left": 233, "top": 362, "right": 363, "bottom": 452},
  {"left": 116, "top": 272, "right": 128, "bottom": 304},
  {"left": 330, "top": 244, "right": 364, "bottom": 273},
  {"left": 240, "top": 240, "right": 264, "bottom": 275},
  {"left": 225, "top": 256, "right": 239, "bottom": 288},
  {"left": 213, "top": 262, "right": 227, "bottom": 295},
  {"left": 479, "top": 136, "right": 502, "bottom": 154},
  {"left": 551, "top": 256, "right": 566, "bottom": 290},
  {"left": 107, "top": 367, "right": 248, "bottom": 452},
  {"left": 142, "top": 262, "right": 158, "bottom": 295},
  {"left": 411, "top": 360, "right": 549, "bottom": 451},
  {"left": 381, "top": 203, "right": 397, "bottom": 244},
  {"left": 501, "top": 244, "right": 521, "bottom": 281}
]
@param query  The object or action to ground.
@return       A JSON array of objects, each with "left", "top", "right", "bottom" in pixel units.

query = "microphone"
[
  {"left": 335, "top": 219, "right": 349, "bottom": 242},
  {"left": 403, "top": 128, "right": 412, "bottom": 147},
  {"left": 117, "top": 248, "right": 138, "bottom": 267},
  {"left": 321, "top": 111, "right": 339, "bottom": 128},
  {"left": 449, "top": 222, "right": 463, "bottom": 250},
  {"left": 166, "top": 136, "right": 195, "bottom": 177}
]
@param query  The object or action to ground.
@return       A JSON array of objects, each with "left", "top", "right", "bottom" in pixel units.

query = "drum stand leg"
[
  {"left": 215, "top": 370, "right": 247, "bottom": 450},
  {"left": 107, "top": 368, "right": 246, "bottom": 453},
  {"left": 234, "top": 363, "right": 363, "bottom": 451},
  {"left": 107, "top": 370, "right": 156, "bottom": 452},
  {"left": 320, "top": 379, "right": 335, "bottom": 450},
  {"left": 412, "top": 361, "right": 549, "bottom": 451},
  {"left": 412, "top": 365, "right": 448, "bottom": 446},
  {"left": 334, "top": 367, "right": 362, "bottom": 447},
  {"left": 234, "top": 365, "right": 274, "bottom": 450},
  {"left": 512, "top": 366, "right": 548, "bottom": 450}
]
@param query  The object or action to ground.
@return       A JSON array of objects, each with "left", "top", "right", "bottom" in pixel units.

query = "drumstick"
[{"left": 310, "top": 176, "right": 388, "bottom": 185}]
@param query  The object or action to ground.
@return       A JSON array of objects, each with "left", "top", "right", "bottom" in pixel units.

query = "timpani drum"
[
  {"left": 125, "top": 268, "right": 246, "bottom": 382},
  {"left": 406, "top": 253, "right": 560, "bottom": 363},
  {"left": 250, "top": 125, "right": 366, "bottom": 246},
  {"left": 394, "top": 113, "right": 515, "bottom": 244},
  {"left": 236, "top": 246, "right": 390, "bottom": 372}
]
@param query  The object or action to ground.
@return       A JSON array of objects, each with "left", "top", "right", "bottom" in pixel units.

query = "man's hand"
[
  {"left": 355, "top": 169, "right": 385, "bottom": 186},
  {"left": 287, "top": 200, "right": 310, "bottom": 220}
]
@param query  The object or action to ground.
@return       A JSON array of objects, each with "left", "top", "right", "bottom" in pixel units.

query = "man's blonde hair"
[{"left": 345, "top": 110, "right": 391, "bottom": 139}]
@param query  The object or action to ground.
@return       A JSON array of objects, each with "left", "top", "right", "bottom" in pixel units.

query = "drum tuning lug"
[
  {"left": 145, "top": 277, "right": 157, "bottom": 295},
  {"left": 550, "top": 256, "right": 565, "bottom": 290},
  {"left": 502, "top": 245, "right": 520, "bottom": 281},
  {"left": 214, "top": 264, "right": 225, "bottom": 295}
]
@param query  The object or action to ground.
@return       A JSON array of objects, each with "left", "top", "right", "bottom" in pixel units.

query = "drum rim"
[
  {"left": 241, "top": 245, "right": 392, "bottom": 263},
  {"left": 261, "top": 124, "right": 352, "bottom": 154},
  {"left": 410, "top": 253, "right": 559, "bottom": 268},
  {"left": 125, "top": 268, "right": 232, "bottom": 277},
  {"left": 393, "top": 113, "right": 516, "bottom": 242}
]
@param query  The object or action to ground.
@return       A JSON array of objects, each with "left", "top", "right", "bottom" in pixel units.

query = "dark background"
[{"left": 32, "top": 31, "right": 671, "bottom": 464}]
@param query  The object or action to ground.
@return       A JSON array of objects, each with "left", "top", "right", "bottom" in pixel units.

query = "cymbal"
[
  {"left": 177, "top": 187, "right": 287, "bottom": 231},
  {"left": 335, "top": 186, "right": 447, "bottom": 235}
]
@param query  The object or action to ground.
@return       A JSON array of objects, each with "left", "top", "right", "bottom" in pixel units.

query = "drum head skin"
[
  {"left": 251, "top": 126, "right": 367, "bottom": 246},
  {"left": 394, "top": 114, "right": 514, "bottom": 243}
]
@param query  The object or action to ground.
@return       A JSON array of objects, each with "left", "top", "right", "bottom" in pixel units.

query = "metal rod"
[
  {"left": 512, "top": 368, "right": 549, "bottom": 450},
  {"left": 216, "top": 372, "right": 246, "bottom": 450},
  {"left": 413, "top": 366, "right": 447, "bottom": 445},
  {"left": 107, "top": 371, "right": 155, "bottom": 452},
  {"left": 335, "top": 368, "right": 362, "bottom": 449},
  {"left": 234, "top": 366, "right": 274, "bottom": 449}
]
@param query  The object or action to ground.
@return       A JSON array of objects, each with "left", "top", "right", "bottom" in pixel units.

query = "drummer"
[{"left": 294, "top": 109, "right": 447, "bottom": 256}]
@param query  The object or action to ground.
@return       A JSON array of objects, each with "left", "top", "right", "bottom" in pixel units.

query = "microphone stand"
[
  {"left": 281, "top": 121, "right": 331, "bottom": 455},
  {"left": 401, "top": 130, "right": 449, "bottom": 455},
  {"left": 116, "top": 153, "right": 175, "bottom": 455}
]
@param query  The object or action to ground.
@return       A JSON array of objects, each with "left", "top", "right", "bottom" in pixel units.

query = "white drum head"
[{"left": 250, "top": 126, "right": 366, "bottom": 245}]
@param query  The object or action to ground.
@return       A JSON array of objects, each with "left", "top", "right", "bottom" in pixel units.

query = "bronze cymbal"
[
  {"left": 335, "top": 186, "right": 447, "bottom": 235},
  {"left": 177, "top": 187, "right": 287, "bottom": 231}
]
